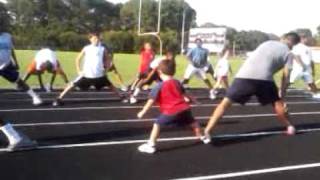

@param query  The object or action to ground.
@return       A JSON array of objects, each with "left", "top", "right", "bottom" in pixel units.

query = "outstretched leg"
[
  {"left": 204, "top": 98, "right": 232, "bottom": 135},
  {"left": 272, "top": 100, "right": 295, "bottom": 135}
]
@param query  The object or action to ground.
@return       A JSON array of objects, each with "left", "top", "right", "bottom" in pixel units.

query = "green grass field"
[{"left": 0, "top": 50, "right": 317, "bottom": 89}]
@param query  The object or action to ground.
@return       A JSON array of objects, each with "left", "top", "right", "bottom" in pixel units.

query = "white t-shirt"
[
  {"left": 150, "top": 57, "right": 166, "bottom": 69},
  {"left": 215, "top": 57, "right": 229, "bottom": 77},
  {"left": 292, "top": 43, "right": 313, "bottom": 72},
  {"left": 34, "top": 48, "right": 58, "bottom": 70},
  {"left": 82, "top": 44, "right": 106, "bottom": 78},
  {"left": 0, "top": 33, "right": 13, "bottom": 70}
]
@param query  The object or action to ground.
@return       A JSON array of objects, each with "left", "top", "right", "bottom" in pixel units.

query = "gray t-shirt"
[{"left": 236, "top": 41, "right": 293, "bottom": 81}]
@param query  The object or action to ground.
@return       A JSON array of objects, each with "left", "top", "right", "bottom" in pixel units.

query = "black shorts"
[
  {"left": 155, "top": 109, "right": 195, "bottom": 126},
  {"left": 0, "top": 64, "right": 19, "bottom": 83},
  {"left": 226, "top": 78, "right": 280, "bottom": 105},
  {"left": 73, "top": 76, "right": 112, "bottom": 90},
  {"left": 206, "top": 64, "right": 214, "bottom": 75}
]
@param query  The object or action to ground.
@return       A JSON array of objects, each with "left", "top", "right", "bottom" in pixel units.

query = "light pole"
[{"left": 180, "top": 2, "right": 186, "bottom": 54}]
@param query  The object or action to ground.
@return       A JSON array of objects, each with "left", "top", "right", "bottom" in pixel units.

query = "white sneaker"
[
  {"left": 120, "top": 86, "right": 128, "bottom": 92},
  {"left": 130, "top": 97, "right": 138, "bottom": 104},
  {"left": 138, "top": 143, "right": 156, "bottom": 154},
  {"left": 32, "top": 96, "right": 43, "bottom": 106},
  {"left": 312, "top": 93, "right": 320, "bottom": 99},
  {"left": 209, "top": 89, "right": 216, "bottom": 100},
  {"left": 201, "top": 134, "right": 211, "bottom": 144},
  {"left": 286, "top": 126, "right": 296, "bottom": 135}
]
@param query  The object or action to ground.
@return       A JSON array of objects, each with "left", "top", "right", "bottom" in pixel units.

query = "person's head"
[
  {"left": 88, "top": 32, "right": 100, "bottom": 46},
  {"left": 143, "top": 42, "right": 152, "bottom": 51},
  {"left": 299, "top": 33, "right": 309, "bottom": 45},
  {"left": 195, "top": 38, "right": 203, "bottom": 48},
  {"left": 164, "top": 48, "right": 176, "bottom": 61},
  {"left": 282, "top": 32, "right": 300, "bottom": 49},
  {"left": 44, "top": 61, "right": 54, "bottom": 73},
  {"left": 158, "top": 60, "right": 176, "bottom": 77}
]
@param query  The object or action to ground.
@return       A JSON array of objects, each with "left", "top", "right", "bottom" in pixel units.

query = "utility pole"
[{"left": 180, "top": 2, "right": 186, "bottom": 54}]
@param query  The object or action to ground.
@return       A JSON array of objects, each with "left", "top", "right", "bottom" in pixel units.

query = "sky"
[{"left": 110, "top": 0, "right": 320, "bottom": 36}]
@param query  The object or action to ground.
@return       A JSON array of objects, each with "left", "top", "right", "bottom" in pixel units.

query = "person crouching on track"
[
  {"left": 289, "top": 33, "right": 320, "bottom": 98},
  {"left": 129, "top": 49, "right": 175, "bottom": 104},
  {"left": 203, "top": 32, "right": 302, "bottom": 142},
  {"left": 0, "top": 28, "right": 42, "bottom": 106},
  {"left": 213, "top": 48, "right": 232, "bottom": 92},
  {"left": 52, "top": 32, "right": 125, "bottom": 106},
  {"left": 129, "top": 42, "right": 155, "bottom": 93},
  {"left": 0, "top": 117, "right": 37, "bottom": 152},
  {"left": 137, "top": 60, "right": 210, "bottom": 154},
  {"left": 22, "top": 47, "right": 69, "bottom": 92},
  {"left": 181, "top": 38, "right": 216, "bottom": 100}
]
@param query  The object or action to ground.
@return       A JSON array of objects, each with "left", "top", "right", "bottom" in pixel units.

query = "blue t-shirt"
[{"left": 187, "top": 47, "right": 209, "bottom": 68}]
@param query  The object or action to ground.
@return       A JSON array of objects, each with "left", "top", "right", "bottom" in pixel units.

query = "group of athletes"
[{"left": 1, "top": 24, "right": 319, "bottom": 153}]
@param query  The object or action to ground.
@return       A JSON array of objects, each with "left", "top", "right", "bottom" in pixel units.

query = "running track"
[{"left": 0, "top": 88, "right": 320, "bottom": 180}]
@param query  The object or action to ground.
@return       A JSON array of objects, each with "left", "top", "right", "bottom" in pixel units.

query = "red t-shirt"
[
  {"left": 150, "top": 79, "right": 190, "bottom": 115},
  {"left": 139, "top": 50, "right": 154, "bottom": 73}
]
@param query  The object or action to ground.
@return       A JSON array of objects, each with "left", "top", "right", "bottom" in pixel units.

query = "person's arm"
[
  {"left": 10, "top": 42, "right": 19, "bottom": 70},
  {"left": 279, "top": 53, "right": 294, "bottom": 98},
  {"left": 75, "top": 49, "right": 85, "bottom": 75},
  {"left": 279, "top": 66, "right": 291, "bottom": 98},
  {"left": 103, "top": 48, "right": 110, "bottom": 69},
  {"left": 311, "top": 60, "right": 315, "bottom": 78},
  {"left": 293, "top": 55, "right": 306, "bottom": 71},
  {"left": 137, "top": 99, "right": 155, "bottom": 118}
]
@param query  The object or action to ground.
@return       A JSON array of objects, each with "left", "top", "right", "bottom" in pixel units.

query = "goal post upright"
[{"left": 138, "top": 0, "right": 163, "bottom": 56}]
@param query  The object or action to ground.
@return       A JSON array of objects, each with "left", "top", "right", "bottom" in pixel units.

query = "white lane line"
[
  {"left": 0, "top": 97, "right": 121, "bottom": 102},
  {"left": 1, "top": 101, "right": 320, "bottom": 112},
  {"left": 0, "top": 127, "right": 319, "bottom": 152},
  {"left": 173, "top": 162, "right": 320, "bottom": 180},
  {"left": 0, "top": 95, "right": 312, "bottom": 104},
  {"left": 12, "top": 111, "right": 320, "bottom": 127}
]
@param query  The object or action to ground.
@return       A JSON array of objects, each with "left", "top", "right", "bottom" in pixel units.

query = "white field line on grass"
[
  {"left": 1, "top": 101, "right": 320, "bottom": 112},
  {"left": 12, "top": 111, "right": 320, "bottom": 127},
  {"left": 173, "top": 162, "right": 320, "bottom": 180},
  {"left": 0, "top": 127, "right": 319, "bottom": 152}
]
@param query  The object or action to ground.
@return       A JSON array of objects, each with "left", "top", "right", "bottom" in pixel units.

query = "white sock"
[
  {"left": 133, "top": 88, "right": 141, "bottom": 97},
  {"left": 27, "top": 89, "right": 38, "bottom": 99},
  {"left": 0, "top": 124, "right": 22, "bottom": 145}
]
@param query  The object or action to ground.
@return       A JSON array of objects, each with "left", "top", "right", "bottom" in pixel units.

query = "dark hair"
[
  {"left": 158, "top": 60, "right": 176, "bottom": 76},
  {"left": 44, "top": 61, "right": 54, "bottom": 72},
  {"left": 284, "top": 32, "right": 300, "bottom": 45},
  {"left": 195, "top": 38, "right": 202, "bottom": 43},
  {"left": 88, "top": 31, "right": 100, "bottom": 38}
]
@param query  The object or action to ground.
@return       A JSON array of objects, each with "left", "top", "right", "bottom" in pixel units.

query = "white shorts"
[
  {"left": 290, "top": 70, "right": 313, "bottom": 84},
  {"left": 183, "top": 64, "right": 208, "bottom": 80}
]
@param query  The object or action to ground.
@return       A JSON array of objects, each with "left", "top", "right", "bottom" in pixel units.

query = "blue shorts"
[
  {"left": 155, "top": 109, "right": 195, "bottom": 126},
  {"left": 226, "top": 78, "right": 280, "bottom": 105},
  {"left": 0, "top": 64, "right": 19, "bottom": 83}
]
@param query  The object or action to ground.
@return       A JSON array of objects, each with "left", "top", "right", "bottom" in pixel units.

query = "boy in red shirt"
[
  {"left": 130, "top": 42, "right": 155, "bottom": 92},
  {"left": 137, "top": 60, "right": 210, "bottom": 154}
]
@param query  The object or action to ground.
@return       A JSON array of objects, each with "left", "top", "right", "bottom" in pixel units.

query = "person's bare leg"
[
  {"left": 308, "top": 83, "right": 318, "bottom": 93},
  {"left": 149, "top": 124, "right": 160, "bottom": 145},
  {"left": 37, "top": 74, "right": 45, "bottom": 90},
  {"left": 190, "top": 122, "right": 203, "bottom": 138},
  {"left": 204, "top": 98, "right": 232, "bottom": 135},
  {"left": 273, "top": 100, "right": 293, "bottom": 127},
  {"left": 57, "top": 83, "right": 74, "bottom": 99},
  {"left": 49, "top": 73, "right": 57, "bottom": 90},
  {"left": 22, "top": 73, "right": 31, "bottom": 83},
  {"left": 130, "top": 78, "right": 141, "bottom": 91}
]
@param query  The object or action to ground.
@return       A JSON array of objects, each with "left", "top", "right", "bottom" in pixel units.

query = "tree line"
[{"left": 1, "top": 0, "right": 320, "bottom": 53}]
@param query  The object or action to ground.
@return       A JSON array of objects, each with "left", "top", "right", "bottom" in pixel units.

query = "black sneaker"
[{"left": 52, "top": 99, "right": 64, "bottom": 106}]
